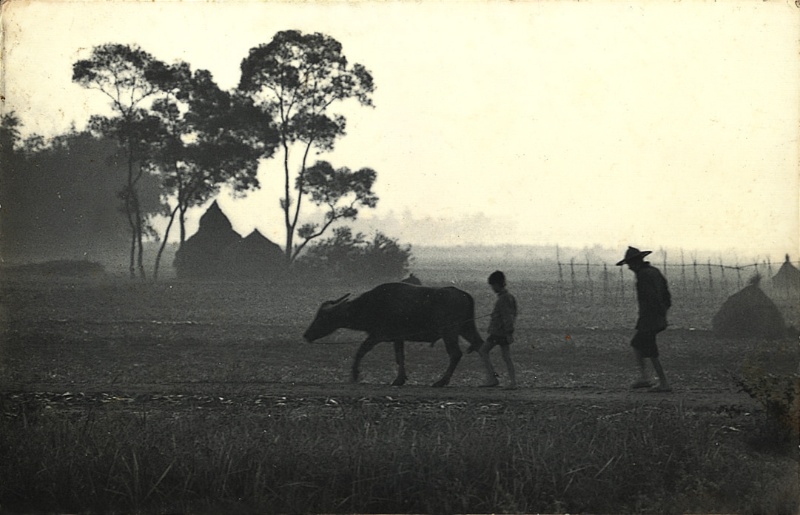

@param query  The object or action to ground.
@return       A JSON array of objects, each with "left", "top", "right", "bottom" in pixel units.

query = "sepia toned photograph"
[{"left": 1, "top": 0, "right": 798, "bottom": 512}]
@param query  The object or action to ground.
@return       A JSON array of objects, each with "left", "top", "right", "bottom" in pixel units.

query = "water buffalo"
[{"left": 303, "top": 282, "right": 484, "bottom": 387}]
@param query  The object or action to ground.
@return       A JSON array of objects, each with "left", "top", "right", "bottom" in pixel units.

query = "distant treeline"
[{"left": 0, "top": 124, "right": 162, "bottom": 265}]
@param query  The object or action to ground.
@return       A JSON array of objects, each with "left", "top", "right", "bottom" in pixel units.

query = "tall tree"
[
  {"left": 146, "top": 63, "right": 276, "bottom": 279},
  {"left": 238, "top": 30, "right": 376, "bottom": 264},
  {"left": 73, "top": 43, "right": 165, "bottom": 279}
]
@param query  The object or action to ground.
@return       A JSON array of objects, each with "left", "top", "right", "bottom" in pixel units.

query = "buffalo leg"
[
  {"left": 351, "top": 336, "right": 379, "bottom": 383},
  {"left": 461, "top": 323, "right": 485, "bottom": 354},
  {"left": 392, "top": 340, "right": 408, "bottom": 386},
  {"left": 432, "top": 335, "right": 463, "bottom": 387}
]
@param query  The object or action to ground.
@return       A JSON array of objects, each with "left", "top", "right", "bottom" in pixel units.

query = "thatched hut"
[
  {"left": 712, "top": 277, "right": 787, "bottom": 339},
  {"left": 221, "top": 230, "right": 286, "bottom": 280},
  {"left": 173, "top": 201, "right": 242, "bottom": 279},
  {"left": 772, "top": 254, "right": 800, "bottom": 291}
]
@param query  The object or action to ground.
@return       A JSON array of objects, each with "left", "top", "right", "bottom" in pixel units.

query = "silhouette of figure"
[
  {"left": 617, "top": 246, "right": 672, "bottom": 393},
  {"left": 478, "top": 270, "right": 518, "bottom": 389}
]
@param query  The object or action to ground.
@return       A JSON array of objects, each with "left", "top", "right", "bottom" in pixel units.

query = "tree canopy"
[
  {"left": 238, "top": 30, "right": 376, "bottom": 263},
  {"left": 3, "top": 32, "right": 410, "bottom": 279}
]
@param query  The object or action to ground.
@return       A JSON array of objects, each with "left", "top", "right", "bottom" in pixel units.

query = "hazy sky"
[{"left": 2, "top": 0, "right": 798, "bottom": 258}]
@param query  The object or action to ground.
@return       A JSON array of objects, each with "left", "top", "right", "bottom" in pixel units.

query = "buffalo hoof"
[
  {"left": 431, "top": 379, "right": 449, "bottom": 388},
  {"left": 391, "top": 376, "right": 407, "bottom": 387}
]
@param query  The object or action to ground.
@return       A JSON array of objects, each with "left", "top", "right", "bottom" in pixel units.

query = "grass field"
[{"left": 1, "top": 269, "right": 798, "bottom": 513}]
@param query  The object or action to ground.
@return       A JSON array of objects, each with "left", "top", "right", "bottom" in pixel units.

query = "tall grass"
[{"left": 1, "top": 399, "right": 797, "bottom": 514}]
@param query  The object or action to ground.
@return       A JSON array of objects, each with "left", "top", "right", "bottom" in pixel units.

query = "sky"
[{"left": 1, "top": 0, "right": 798, "bottom": 260}]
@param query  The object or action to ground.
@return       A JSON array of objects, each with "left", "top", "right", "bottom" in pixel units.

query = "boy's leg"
[
  {"left": 478, "top": 338, "right": 499, "bottom": 387},
  {"left": 499, "top": 344, "right": 517, "bottom": 389}
]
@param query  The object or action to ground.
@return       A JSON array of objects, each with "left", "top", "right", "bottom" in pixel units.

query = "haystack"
[
  {"left": 400, "top": 273, "right": 422, "bottom": 285},
  {"left": 772, "top": 254, "right": 800, "bottom": 291},
  {"left": 712, "top": 277, "right": 787, "bottom": 339},
  {"left": 221, "top": 230, "right": 286, "bottom": 280},
  {"left": 174, "top": 201, "right": 242, "bottom": 279}
]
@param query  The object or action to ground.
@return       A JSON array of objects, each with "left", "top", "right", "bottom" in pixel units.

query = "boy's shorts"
[{"left": 631, "top": 330, "right": 659, "bottom": 358}]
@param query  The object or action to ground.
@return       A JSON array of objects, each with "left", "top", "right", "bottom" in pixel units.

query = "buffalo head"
[{"left": 303, "top": 293, "right": 351, "bottom": 342}]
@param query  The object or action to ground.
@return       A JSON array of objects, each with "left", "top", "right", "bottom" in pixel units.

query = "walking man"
[
  {"left": 616, "top": 246, "right": 672, "bottom": 392},
  {"left": 478, "top": 270, "right": 518, "bottom": 389}
]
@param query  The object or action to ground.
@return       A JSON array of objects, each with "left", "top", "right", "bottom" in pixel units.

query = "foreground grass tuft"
[{"left": 1, "top": 398, "right": 797, "bottom": 514}]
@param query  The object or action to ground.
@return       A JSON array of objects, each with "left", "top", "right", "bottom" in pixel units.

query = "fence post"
[
  {"left": 719, "top": 257, "right": 727, "bottom": 293},
  {"left": 707, "top": 259, "right": 713, "bottom": 293},
  {"left": 570, "top": 258, "right": 576, "bottom": 301},
  {"left": 556, "top": 246, "right": 564, "bottom": 299},
  {"left": 586, "top": 258, "right": 593, "bottom": 300},
  {"left": 603, "top": 263, "right": 609, "bottom": 301},
  {"left": 736, "top": 261, "right": 742, "bottom": 290},
  {"left": 680, "top": 250, "right": 687, "bottom": 291}
]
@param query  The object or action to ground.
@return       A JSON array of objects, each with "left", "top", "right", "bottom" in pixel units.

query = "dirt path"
[{"left": 1, "top": 380, "right": 759, "bottom": 414}]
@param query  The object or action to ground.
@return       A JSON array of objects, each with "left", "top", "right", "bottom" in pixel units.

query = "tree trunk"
[
  {"left": 123, "top": 190, "right": 137, "bottom": 279},
  {"left": 134, "top": 193, "right": 146, "bottom": 280},
  {"left": 154, "top": 204, "right": 180, "bottom": 281},
  {"left": 128, "top": 229, "right": 136, "bottom": 279},
  {"left": 125, "top": 134, "right": 138, "bottom": 279},
  {"left": 179, "top": 205, "right": 187, "bottom": 244},
  {"left": 136, "top": 213, "right": 147, "bottom": 281},
  {"left": 282, "top": 135, "right": 293, "bottom": 266}
]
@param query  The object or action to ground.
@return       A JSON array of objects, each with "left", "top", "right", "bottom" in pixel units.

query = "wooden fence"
[{"left": 554, "top": 254, "right": 800, "bottom": 303}]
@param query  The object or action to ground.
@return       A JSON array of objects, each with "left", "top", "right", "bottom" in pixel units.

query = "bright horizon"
[{"left": 2, "top": 0, "right": 798, "bottom": 261}]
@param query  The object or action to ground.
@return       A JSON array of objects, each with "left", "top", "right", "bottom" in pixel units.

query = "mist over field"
[
  {"left": 1, "top": 3, "right": 798, "bottom": 512},
  {"left": 2, "top": 224, "right": 785, "bottom": 280}
]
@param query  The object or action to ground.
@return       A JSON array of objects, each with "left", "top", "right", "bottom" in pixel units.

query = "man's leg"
[
  {"left": 500, "top": 344, "right": 517, "bottom": 389},
  {"left": 631, "top": 347, "right": 652, "bottom": 386},
  {"left": 635, "top": 350, "right": 649, "bottom": 382},
  {"left": 650, "top": 357, "right": 669, "bottom": 389},
  {"left": 631, "top": 331, "right": 655, "bottom": 388}
]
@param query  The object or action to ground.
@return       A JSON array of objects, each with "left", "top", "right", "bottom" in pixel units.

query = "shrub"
[
  {"left": 736, "top": 359, "right": 800, "bottom": 444},
  {"left": 296, "top": 226, "right": 412, "bottom": 283}
]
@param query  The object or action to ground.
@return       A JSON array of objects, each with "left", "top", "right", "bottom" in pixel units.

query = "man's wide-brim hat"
[{"left": 616, "top": 246, "right": 652, "bottom": 266}]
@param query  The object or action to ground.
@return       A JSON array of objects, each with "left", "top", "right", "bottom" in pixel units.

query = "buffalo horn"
[{"left": 326, "top": 293, "right": 350, "bottom": 306}]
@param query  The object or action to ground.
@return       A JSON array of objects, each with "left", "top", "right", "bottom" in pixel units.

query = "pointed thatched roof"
[
  {"left": 240, "top": 230, "right": 282, "bottom": 254},
  {"left": 198, "top": 200, "right": 235, "bottom": 232},
  {"left": 772, "top": 254, "right": 800, "bottom": 290},
  {"left": 173, "top": 201, "right": 242, "bottom": 279},
  {"left": 221, "top": 229, "right": 286, "bottom": 279}
]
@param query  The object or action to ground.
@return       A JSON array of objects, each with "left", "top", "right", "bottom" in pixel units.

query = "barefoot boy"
[{"left": 479, "top": 270, "right": 518, "bottom": 389}]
